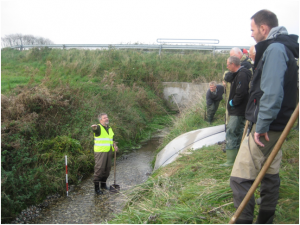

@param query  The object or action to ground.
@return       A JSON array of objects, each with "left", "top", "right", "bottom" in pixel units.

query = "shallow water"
[{"left": 29, "top": 138, "right": 161, "bottom": 224}]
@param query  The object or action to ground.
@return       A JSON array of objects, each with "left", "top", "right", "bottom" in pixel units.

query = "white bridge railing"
[{"left": 10, "top": 43, "right": 250, "bottom": 55}]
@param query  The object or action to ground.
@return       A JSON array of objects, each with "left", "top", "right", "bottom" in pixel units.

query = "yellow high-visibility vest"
[{"left": 94, "top": 124, "right": 115, "bottom": 152}]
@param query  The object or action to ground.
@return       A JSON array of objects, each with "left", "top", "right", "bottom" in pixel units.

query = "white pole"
[{"left": 65, "top": 155, "right": 68, "bottom": 196}]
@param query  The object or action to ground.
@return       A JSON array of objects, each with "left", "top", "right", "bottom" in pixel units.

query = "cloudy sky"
[{"left": 1, "top": 0, "right": 299, "bottom": 47}]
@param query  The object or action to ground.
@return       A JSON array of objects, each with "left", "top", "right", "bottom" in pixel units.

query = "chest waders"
[{"left": 94, "top": 124, "right": 115, "bottom": 194}]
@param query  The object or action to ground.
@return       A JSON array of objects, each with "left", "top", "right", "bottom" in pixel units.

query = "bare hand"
[
  {"left": 91, "top": 124, "right": 97, "bottom": 130},
  {"left": 114, "top": 141, "right": 118, "bottom": 152},
  {"left": 254, "top": 132, "right": 269, "bottom": 147},
  {"left": 114, "top": 146, "right": 119, "bottom": 152}
]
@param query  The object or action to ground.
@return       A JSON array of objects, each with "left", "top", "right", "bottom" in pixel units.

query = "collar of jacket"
[
  {"left": 241, "top": 55, "right": 251, "bottom": 63},
  {"left": 233, "top": 65, "right": 244, "bottom": 75},
  {"left": 100, "top": 123, "right": 110, "bottom": 129},
  {"left": 254, "top": 33, "right": 299, "bottom": 69}
]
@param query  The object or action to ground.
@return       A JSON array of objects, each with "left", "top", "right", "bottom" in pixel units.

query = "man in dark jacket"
[
  {"left": 223, "top": 47, "right": 253, "bottom": 128},
  {"left": 206, "top": 81, "right": 224, "bottom": 123},
  {"left": 230, "top": 10, "right": 298, "bottom": 224},
  {"left": 221, "top": 56, "right": 251, "bottom": 167}
]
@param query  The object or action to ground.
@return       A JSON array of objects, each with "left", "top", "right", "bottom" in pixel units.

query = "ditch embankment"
[
  {"left": 2, "top": 47, "right": 227, "bottom": 222},
  {"left": 109, "top": 100, "right": 299, "bottom": 224},
  {"left": 2, "top": 48, "right": 298, "bottom": 224}
]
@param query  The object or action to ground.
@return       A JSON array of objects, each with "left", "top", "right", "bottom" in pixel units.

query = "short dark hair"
[{"left": 251, "top": 10, "right": 278, "bottom": 29}]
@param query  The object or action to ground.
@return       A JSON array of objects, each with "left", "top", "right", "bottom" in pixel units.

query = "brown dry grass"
[
  {"left": 1, "top": 85, "right": 69, "bottom": 122},
  {"left": 160, "top": 164, "right": 184, "bottom": 177}
]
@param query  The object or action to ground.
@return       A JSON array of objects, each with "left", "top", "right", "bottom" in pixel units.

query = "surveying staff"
[
  {"left": 91, "top": 113, "right": 118, "bottom": 195},
  {"left": 221, "top": 56, "right": 251, "bottom": 167},
  {"left": 230, "top": 10, "right": 298, "bottom": 223},
  {"left": 206, "top": 81, "right": 224, "bottom": 124}
]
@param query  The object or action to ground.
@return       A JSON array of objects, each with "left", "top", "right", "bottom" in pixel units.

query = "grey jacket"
[{"left": 256, "top": 26, "right": 295, "bottom": 133}]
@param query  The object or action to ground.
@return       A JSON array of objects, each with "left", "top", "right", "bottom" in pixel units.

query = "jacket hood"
[
  {"left": 266, "top": 26, "right": 288, "bottom": 40},
  {"left": 268, "top": 26, "right": 298, "bottom": 58},
  {"left": 254, "top": 27, "right": 299, "bottom": 68}
]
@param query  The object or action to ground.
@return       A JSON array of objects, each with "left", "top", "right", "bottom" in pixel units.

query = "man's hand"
[
  {"left": 113, "top": 141, "right": 118, "bottom": 152},
  {"left": 91, "top": 124, "right": 97, "bottom": 130},
  {"left": 254, "top": 132, "right": 269, "bottom": 147},
  {"left": 222, "top": 80, "right": 226, "bottom": 87}
]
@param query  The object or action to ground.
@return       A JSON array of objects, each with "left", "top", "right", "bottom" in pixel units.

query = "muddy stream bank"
[{"left": 21, "top": 138, "right": 162, "bottom": 224}]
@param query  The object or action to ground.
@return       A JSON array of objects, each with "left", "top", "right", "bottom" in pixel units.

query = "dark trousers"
[
  {"left": 207, "top": 100, "right": 220, "bottom": 122},
  {"left": 230, "top": 174, "right": 280, "bottom": 221},
  {"left": 225, "top": 115, "right": 245, "bottom": 150},
  {"left": 230, "top": 124, "right": 282, "bottom": 221},
  {"left": 93, "top": 150, "right": 112, "bottom": 183}
]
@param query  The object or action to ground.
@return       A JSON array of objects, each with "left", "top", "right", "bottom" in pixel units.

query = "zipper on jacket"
[{"left": 253, "top": 98, "right": 257, "bottom": 116}]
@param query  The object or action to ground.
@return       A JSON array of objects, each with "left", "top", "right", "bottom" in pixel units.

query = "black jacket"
[
  {"left": 206, "top": 85, "right": 224, "bottom": 105},
  {"left": 224, "top": 58, "right": 252, "bottom": 82},
  {"left": 227, "top": 67, "right": 251, "bottom": 116}
]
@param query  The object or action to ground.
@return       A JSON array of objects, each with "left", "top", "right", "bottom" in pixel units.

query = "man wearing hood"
[{"left": 230, "top": 10, "right": 299, "bottom": 224}]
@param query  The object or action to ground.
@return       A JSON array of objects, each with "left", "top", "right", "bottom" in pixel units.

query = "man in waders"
[
  {"left": 230, "top": 10, "right": 298, "bottom": 223},
  {"left": 221, "top": 56, "right": 251, "bottom": 167},
  {"left": 206, "top": 81, "right": 224, "bottom": 124},
  {"left": 222, "top": 47, "right": 253, "bottom": 152},
  {"left": 91, "top": 113, "right": 118, "bottom": 195}
]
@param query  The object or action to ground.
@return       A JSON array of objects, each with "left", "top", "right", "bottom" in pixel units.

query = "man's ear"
[{"left": 260, "top": 24, "right": 270, "bottom": 38}]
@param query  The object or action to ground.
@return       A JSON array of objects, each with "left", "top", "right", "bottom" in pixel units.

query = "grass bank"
[
  {"left": 109, "top": 97, "right": 299, "bottom": 224},
  {"left": 1, "top": 47, "right": 227, "bottom": 222}
]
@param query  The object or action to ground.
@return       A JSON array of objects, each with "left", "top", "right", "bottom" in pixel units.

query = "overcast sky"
[{"left": 1, "top": 0, "right": 299, "bottom": 47}]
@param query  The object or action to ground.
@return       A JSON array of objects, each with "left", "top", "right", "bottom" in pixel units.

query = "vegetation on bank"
[
  {"left": 1, "top": 47, "right": 227, "bottom": 222},
  {"left": 109, "top": 98, "right": 299, "bottom": 224}
]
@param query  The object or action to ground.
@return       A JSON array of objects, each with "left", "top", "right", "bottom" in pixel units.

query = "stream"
[{"left": 26, "top": 138, "right": 162, "bottom": 224}]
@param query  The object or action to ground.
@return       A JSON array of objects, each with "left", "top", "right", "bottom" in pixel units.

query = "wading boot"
[
  {"left": 236, "top": 218, "right": 253, "bottom": 224},
  {"left": 206, "top": 119, "right": 212, "bottom": 125},
  {"left": 220, "top": 149, "right": 238, "bottom": 167},
  {"left": 95, "top": 182, "right": 103, "bottom": 195},
  {"left": 100, "top": 180, "right": 109, "bottom": 190},
  {"left": 255, "top": 209, "right": 275, "bottom": 224}
]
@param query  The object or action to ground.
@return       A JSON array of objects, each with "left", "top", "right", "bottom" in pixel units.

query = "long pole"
[
  {"left": 228, "top": 104, "right": 299, "bottom": 224},
  {"left": 240, "top": 120, "right": 249, "bottom": 147},
  {"left": 114, "top": 150, "right": 117, "bottom": 185},
  {"left": 222, "top": 63, "right": 227, "bottom": 132},
  {"left": 224, "top": 86, "right": 226, "bottom": 132},
  {"left": 65, "top": 155, "right": 68, "bottom": 197}
]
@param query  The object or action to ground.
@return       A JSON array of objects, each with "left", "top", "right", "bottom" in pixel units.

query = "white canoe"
[{"left": 154, "top": 125, "right": 225, "bottom": 170}]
